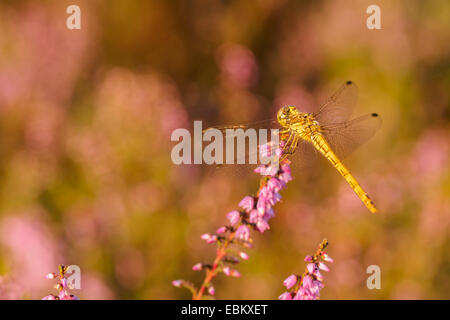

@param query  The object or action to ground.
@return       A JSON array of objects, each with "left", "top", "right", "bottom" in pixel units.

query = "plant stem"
[{"left": 193, "top": 230, "right": 236, "bottom": 300}]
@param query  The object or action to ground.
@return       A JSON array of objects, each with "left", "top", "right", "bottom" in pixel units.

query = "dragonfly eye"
[{"left": 278, "top": 106, "right": 293, "bottom": 125}]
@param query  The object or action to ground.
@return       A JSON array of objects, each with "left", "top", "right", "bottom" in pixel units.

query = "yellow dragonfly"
[{"left": 206, "top": 81, "right": 381, "bottom": 213}]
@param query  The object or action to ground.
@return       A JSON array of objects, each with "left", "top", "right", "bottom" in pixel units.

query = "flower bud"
[
  {"left": 239, "top": 252, "right": 249, "bottom": 260},
  {"left": 283, "top": 274, "right": 297, "bottom": 289},
  {"left": 172, "top": 280, "right": 183, "bottom": 288},
  {"left": 192, "top": 263, "right": 202, "bottom": 271}
]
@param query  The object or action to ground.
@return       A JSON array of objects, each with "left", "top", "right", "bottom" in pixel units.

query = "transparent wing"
[
  {"left": 320, "top": 113, "right": 382, "bottom": 160},
  {"left": 284, "top": 134, "right": 319, "bottom": 170},
  {"left": 202, "top": 119, "right": 279, "bottom": 168},
  {"left": 203, "top": 119, "right": 278, "bottom": 137},
  {"left": 314, "top": 81, "right": 358, "bottom": 126}
]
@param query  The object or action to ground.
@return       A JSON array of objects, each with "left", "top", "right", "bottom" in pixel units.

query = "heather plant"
[
  {"left": 172, "top": 141, "right": 333, "bottom": 299},
  {"left": 42, "top": 265, "right": 79, "bottom": 300},
  {"left": 279, "top": 239, "right": 333, "bottom": 300}
]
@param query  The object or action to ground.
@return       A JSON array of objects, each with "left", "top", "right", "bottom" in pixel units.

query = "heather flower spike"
[
  {"left": 278, "top": 239, "right": 333, "bottom": 300},
  {"left": 173, "top": 139, "right": 293, "bottom": 299},
  {"left": 42, "top": 265, "right": 79, "bottom": 300}
]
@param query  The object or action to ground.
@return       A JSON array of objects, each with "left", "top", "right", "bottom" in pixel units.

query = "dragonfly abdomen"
[{"left": 310, "top": 133, "right": 377, "bottom": 213}]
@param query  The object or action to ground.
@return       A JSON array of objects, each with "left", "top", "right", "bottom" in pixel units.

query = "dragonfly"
[{"left": 205, "top": 81, "right": 381, "bottom": 213}]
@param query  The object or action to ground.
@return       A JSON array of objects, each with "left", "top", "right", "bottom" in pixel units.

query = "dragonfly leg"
[
  {"left": 280, "top": 129, "right": 292, "bottom": 144},
  {"left": 289, "top": 136, "right": 299, "bottom": 154},
  {"left": 279, "top": 134, "right": 299, "bottom": 162}
]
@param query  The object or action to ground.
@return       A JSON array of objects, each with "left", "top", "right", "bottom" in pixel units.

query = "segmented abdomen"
[{"left": 309, "top": 132, "right": 377, "bottom": 213}]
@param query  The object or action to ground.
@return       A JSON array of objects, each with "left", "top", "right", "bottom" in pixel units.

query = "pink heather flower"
[
  {"left": 235, "top": 225, "right": 250, "bottom": 241},
  {"left": 226, "top": 210, "right": 240, "bottom": 226},
  {"left": 279, "top": 172, "right": 292, "bottom": 184},
  {"left": 216, "top": 226, "right": 227, "bottom": 234},
  {"left": 172, "top": 280, "right": 183, "bottom": 287},
  {"left": 275, "top": 148, "right": 283, "bottom": 158},
  {"left": 253, "top": 165, "right": 264, "bottom": 174},
  {"left": 248, "top": 209, "right": 260, "bottom": 223},
  {"left": 259, "top": 144, "right": 272, "bottom": 158},
  {"left": 322, "top": 253, "right": 334, "bottom": 262},
  {"left": 271, "top": 192, "right": 282, "bottom": 205},
  {"left": 223, "top": 266, "right": 231, "bottom": 276},
  {"left": 254, "top": 164, "right": 278, "bottom": 176},
  {"left": 264, "top": 207, "right": 275, "bottom": 219},
  {"left": 293, "top": 287, "right": 314, "bottom": 300},
  {"left": 192, "top": 263, "right": 202, "bottom": 271},
  {"left": 278, "top": 292, "right": 292, "bottom": 300},
  {"left": 283, "top": 274, "right": 298, "bottom": 289},
  {"left": 61, "top": 278, "right": 68, "bottom": 289},
  {"left": 281, "top": 161, "right": 291, "bottom": 173},
  {"left": 208, "top": 286, "right": 215, "bottom": 295},
  {"left": 42, "top": 295, "right": 57, "bottom": 300},
  {"left": 313, "top": 270, "right": 324, "bottom": 282},
  {"left": 230, "top": 269, "right": 241, "bottom": 277},
  {"left": 201, "top": 233, "right": 210, "bottom": 240},
  {"left": 267, "top": 178, "right": 284, "bottom": 192},
  {"left": 318, "top": 262, "right": 329, "bottom": 272},
  {"left": 57, "top": 290, "right": 80, "bottom": 300},
  {"left": 309, "top": 280, "right": 324, "bottom": 296},
  {"left": 302, "top": 274, "right": 313, "bottom": 288},
  {"left": 223, "top": 267, "right": 240, "bottom": 277},
  {"left": 256, "top": 219, "right": 270, "bottom": 232},
  {"left": 307, "top": 263, "right": 315, "bottom": 274},
  {"left": 59, "top": 290, "right": 70, "bottom": 300},
  {"left": 256, "top": 196, "right": 267, "bottom": 214},
  {"left": 304, "top": 256, "right": 313, "bottom": 262},
  {"left": 259, "top": 143, "right": 283, "bottom": 160},
  {"left": 201, "top": 233, "right": 217, "bottom": 243},
  {"left": 207, "top": 236, "right": 218, "bottom": 244},
  {"left": 238, "top": 196, "right": 254, "bottom": 212},
  {"left": 45, "top": 273, "right": 57, "bottom": 280},
  {"left": 257, "top": 187, "right": 282, "bottom": 213},
  {"left": 239, "top": 252, "right": 249, "bottom": 260}
]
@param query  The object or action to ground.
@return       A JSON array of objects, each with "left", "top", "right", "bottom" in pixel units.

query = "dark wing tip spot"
[
  {"left": 371, "top": 113, "right": 378, "bottom": 117},
  {"left": 346, "top": 80, "right": 353, "bottom": 85}
]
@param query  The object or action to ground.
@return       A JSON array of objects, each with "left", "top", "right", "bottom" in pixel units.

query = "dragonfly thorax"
[{"left": 277, "top": 105, "right": 321, "bottom": 138}]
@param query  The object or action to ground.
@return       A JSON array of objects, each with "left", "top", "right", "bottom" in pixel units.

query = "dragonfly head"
[{"left": 277, "top": 105, "right": 301, "bottom": 127}]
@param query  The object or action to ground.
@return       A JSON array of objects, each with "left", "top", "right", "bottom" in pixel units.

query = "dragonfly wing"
[
  {"left": 202, "top": 119, "right": 280, "bottom": 167},
  {"left": 314, "top": 81, "right": 358, "bottom": 125},
  {"left": 203, "top": 119, "right": 278, "bottom": 137},
  {"left": 286, "top": 136, "right": 319, "bottom": 170},
  {"left": 320, "top": 113, "right": 382, "bottom": 160}
]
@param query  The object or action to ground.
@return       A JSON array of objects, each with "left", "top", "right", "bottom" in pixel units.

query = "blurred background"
[{"left": 0, "top": 0, "right": 448, "bottom": 299}]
